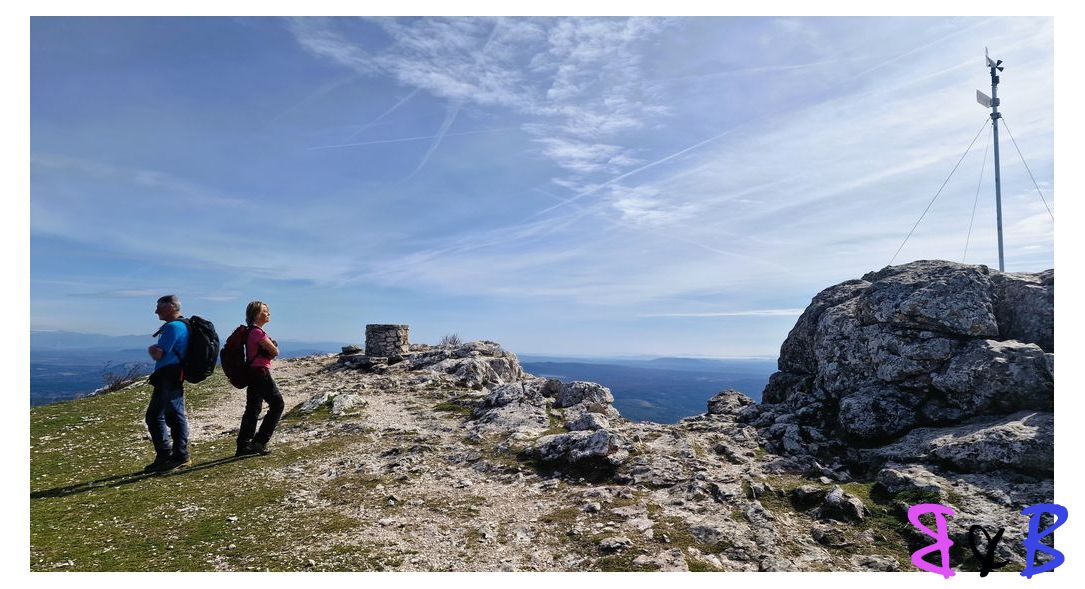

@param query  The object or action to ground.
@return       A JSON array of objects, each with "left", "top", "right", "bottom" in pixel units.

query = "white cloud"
[{"left": 287, "top": 17, "right": 678, "bottom": 192}]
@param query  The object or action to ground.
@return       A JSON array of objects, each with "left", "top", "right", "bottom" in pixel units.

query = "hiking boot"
[
  {"left": 235, "top": 444, "right": 254, "bottom": 457},
  {"left": 143, "top": 455, "right": 173, "bottom": 473},
  {"left": 160, "top": 455, "right": 192, "bottom": 471},
  {"left": 246, "top": 441, "right": 272, "bottom": 456},
  {"left": 172, "top": 456, "right": 193, "bottom": 469}
]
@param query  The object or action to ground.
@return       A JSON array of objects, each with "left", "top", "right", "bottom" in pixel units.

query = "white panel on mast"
[{"left": 976, "top": 90, "right": 992, "bottom": 108}]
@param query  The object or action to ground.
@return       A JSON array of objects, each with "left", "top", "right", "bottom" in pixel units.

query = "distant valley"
[{"left": 520, "top": 355, "right": 775, "bottom": 423}]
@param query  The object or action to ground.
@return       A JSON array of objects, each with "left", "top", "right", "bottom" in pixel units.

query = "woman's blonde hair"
[{"left": 245, "top": 300, "right": 267, "bottom": 326}]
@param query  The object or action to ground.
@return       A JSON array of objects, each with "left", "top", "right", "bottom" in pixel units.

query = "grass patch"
[
  {"left": 432, "top": 400, "right": 473, "bottom": 416},
  {"left": 30, "top": 374, "right": 383, "bottom": 571},
  {"left": 544, "top": 410, "right": 566, "bottom": 436},
  {"left": 540, "top": 507, "right": 581, "bottom": 526}
]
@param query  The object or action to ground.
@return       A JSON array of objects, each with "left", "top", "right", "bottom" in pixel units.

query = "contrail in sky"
[
  {"left": 342, "top": 87, "right": 421, "bottom": 142},
  {"left": 405, "top": 102, "right": 461, "bottom": 180},
  {"left": 305, "top": 126, "right": 511, "bottom": 150},
  {"left": 403, "top": 20, "right": 502, "bottom": 180},
  {"left": 534, "top": 126, "right": 739, "bottom": 216}
]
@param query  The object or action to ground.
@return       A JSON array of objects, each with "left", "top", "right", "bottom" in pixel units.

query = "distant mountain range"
[
  {"left": 30, "top": 329, "right": 349, "bottom": 355},
  {"left": 29, "top": 332, "right": 779, "bottom": 421},
  {"left": 29, "top": 330, "right": 349, "bottom": 406}
]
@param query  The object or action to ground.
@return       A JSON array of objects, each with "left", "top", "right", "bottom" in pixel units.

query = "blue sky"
[{"left": 29, "top": 16, "right": 1055, "bottom": 357}]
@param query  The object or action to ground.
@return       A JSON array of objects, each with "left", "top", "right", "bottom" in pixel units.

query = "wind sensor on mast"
[{"left": 976, "top": 47, "right": 1006, "bottom": 271}]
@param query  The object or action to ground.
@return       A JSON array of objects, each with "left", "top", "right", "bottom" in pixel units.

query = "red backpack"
[{"left": 220, "top": 325, "right": 252, "bottom": 389}]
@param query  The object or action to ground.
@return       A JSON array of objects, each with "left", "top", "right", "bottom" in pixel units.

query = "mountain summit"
[{"left": 30, "top": 260, "right": 1054, "bottom": 572}]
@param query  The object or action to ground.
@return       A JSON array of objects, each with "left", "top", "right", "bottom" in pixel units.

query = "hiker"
[
  {"left": 144, "top": 295, "right": 192, "bottom": 472},
  {"left": 236, "top": 300, "right": 284, "bottom": 457}
]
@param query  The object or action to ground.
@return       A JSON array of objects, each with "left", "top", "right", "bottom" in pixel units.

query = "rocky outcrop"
[
  {"left": 249, "top": 262, "right": 1054, "bottom": 572},
  {"left": 724, "top": 260, "right": 1054, "bottom": 571},
  {"left": 740, "top": 260, "right": 1053, "bottom": 479},
  {"left": 339, "top": 340, "right": 526, "bottom": 389}
]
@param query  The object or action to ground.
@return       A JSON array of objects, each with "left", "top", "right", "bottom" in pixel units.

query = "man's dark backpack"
[
  {"left": 173, "top": 316, "right": 220, "bottom": 384},
  {"left": 220, "top": 325, "right": 253, "bottom": 389}
]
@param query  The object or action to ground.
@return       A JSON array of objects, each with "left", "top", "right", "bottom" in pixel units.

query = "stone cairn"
[
  {"left": 339, "top": 324, "right": 410, "bottom": 369},
  {"left": 365, "top": 324, "right": 410, "bottom": 357}
]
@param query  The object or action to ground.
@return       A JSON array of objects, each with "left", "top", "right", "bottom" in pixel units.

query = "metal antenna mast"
[{"left": 976, "top": 47, "right": 1005, "bottom": 271}]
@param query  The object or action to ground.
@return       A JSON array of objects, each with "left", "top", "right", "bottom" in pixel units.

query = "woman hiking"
[{"left": 236, "top": 300, "right": 285, "bottom": 457}]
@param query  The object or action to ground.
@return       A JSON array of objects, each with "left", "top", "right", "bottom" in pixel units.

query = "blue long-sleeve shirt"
[{"left": 154, "top": 320, "right": 189, "bottom": 372}]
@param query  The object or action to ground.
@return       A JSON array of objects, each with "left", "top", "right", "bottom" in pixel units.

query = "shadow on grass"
[{"left": 30, "top": 454, "right": 259, "bottom": 500}]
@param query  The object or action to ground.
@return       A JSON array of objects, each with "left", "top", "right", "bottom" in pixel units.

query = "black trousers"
[{"left": 237, "top": 367, "right": 284, "bottom": 447}]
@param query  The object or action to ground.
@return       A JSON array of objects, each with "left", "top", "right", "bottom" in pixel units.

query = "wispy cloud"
[{"left": 288, "top": 17, "right": 678, "bottom": 189}]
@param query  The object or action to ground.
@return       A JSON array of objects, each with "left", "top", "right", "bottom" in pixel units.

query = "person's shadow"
[{"left": 30, "top": 455, "right": 257, "bottom": 500}]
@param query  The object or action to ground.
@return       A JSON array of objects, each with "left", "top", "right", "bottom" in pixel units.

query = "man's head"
[{"left": 155, "top": 295, "right": 182, "bottom": 321}]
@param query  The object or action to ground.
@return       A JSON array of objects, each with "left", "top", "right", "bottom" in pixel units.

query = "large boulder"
[
  {"left": 707, "top": 390, "right": 755, "bottom": 417},
  {"left": 861, "top": 411, "right": 1053, "bottom": 477},
  {"left": 991, "top": 270, "right": 1054, "bottom": 352},
  {"left": 525, "top": 429, "right": 630, "bottom": 471},
  {"left": 469, "top": 379, "right": 557, "bottom": 436},
  {"left": 745, "top": 261, "right": 1053, "bottom": 467},
  {"left": 553, "top": 381, "right": 615, "bottom": 409},
  {"left": 855, "top": 261, "right": 1000, "bottom": 337}
]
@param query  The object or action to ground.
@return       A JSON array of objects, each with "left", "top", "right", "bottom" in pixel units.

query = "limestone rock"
[
  {"left": 991, "top": 269, "right": 1054, "bottom": 351},
  {"left": 867, "top": 411, "right": 1053, "bottom": 477},
  {"left": 928, "top": 412, "right": 1053, "bottom": 476},
  {"left": 632, "top": 549, "right": 688, "bottom": 571},
  {"left": 750, "top": 261, "right": 1053, "bottom": 471},
  {"left": 469, "top": 381, "right": 551, "bottom": 436},
  {"left": 553, "top": 381, "right": 614, "bottom": 409},
  {"left": 816, "top": 486, "right": 866, "bottom": 522},
  {"left": 526, "top": 429, "right": 629, "bottom": 470},
  {"left": 566, "top": 412, "right": 610, "bottom": 431},
  {"left": 874, "top": 464, "right": 945, "bottom": 499},
  {"left": 296, "top": 391, "right": 333, "bottom": 414},
  {"left": 598, "top": 536, "right": 632, "bottom": 552},
  {"left": 706, "top": 390, "right": 755, "bottom": 416},
  {"left": 789, "top": 485, "right": 827, "bottom": 510},
  {"left": 931, "top": 339, "right": 1053, "bottom": 415},
  {"left": 849, "top": 555, "right": 900, "bottom": 572},
  {"left": 810, "top": 522, "right": 849, "bottom": 547}
]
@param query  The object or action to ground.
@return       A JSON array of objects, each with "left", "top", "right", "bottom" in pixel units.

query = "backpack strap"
[
  {"left": 171, "top": 318, "right": 189, "bottom": 360},
  {"left": 245, "top": 325, "right": 261, "bottom": 365}
]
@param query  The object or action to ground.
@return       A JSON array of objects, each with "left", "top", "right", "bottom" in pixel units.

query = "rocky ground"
[
  {"left": 178, "top": 349, "right": 912, "bottom": 572},
  {"left": 31, "top": 260, "right": 1054, "bottom": 572}
]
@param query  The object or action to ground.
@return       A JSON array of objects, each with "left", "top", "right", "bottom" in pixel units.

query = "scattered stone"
[
  {"left": 789, "top": 485, "right": 827, "bottom": 509},
  {"left": 598, "top": 536, "right": 633, "bottom": 552},
  {"left": 810, "top": 522, "right": 849, "bottom": 547},
  {"left": 850, "top": 554, "right": 900, "bottom": 572},
  {"left": 817, "top": 486, "right": 866, "bottom": 522}
]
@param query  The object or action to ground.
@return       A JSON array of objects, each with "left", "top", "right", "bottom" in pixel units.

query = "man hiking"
[{"left": 144, "top": 295, "right": 192, "bottom": 472}]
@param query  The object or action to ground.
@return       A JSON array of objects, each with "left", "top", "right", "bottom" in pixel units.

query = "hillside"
[{"left": 30, "top": 261, "right": 1054, "bottom": 572}]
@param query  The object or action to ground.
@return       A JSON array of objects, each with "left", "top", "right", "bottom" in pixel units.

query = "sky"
[{"left": 28, "top": 16, "right": 1055, "bottom": 357}]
